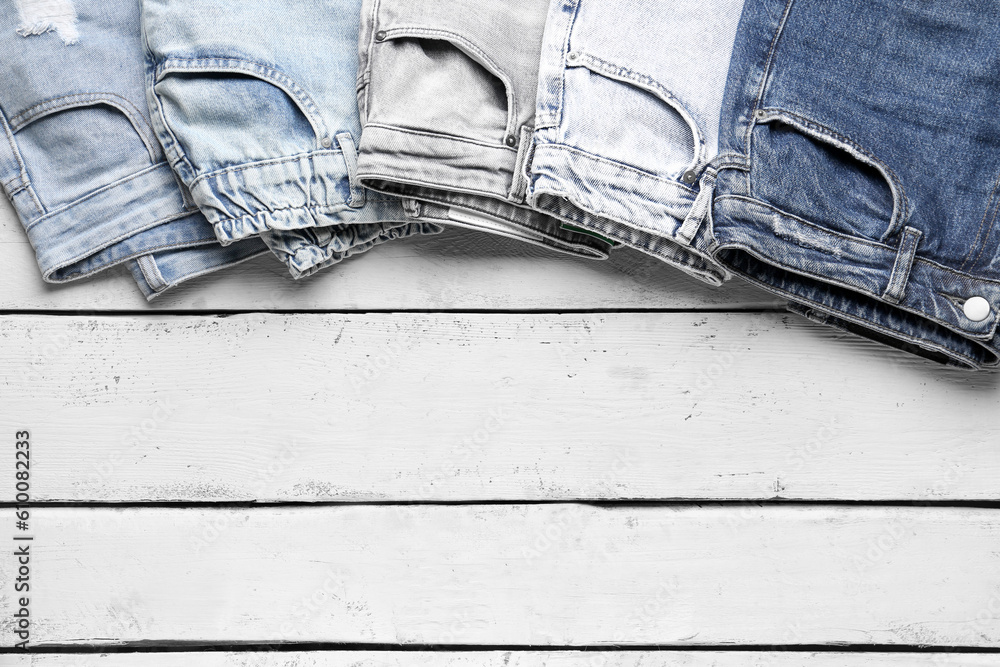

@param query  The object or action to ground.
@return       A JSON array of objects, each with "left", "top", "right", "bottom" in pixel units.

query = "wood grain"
[
  {"left": 2, "top": 506, "right": 998, "bottom": 647},
  {"left": 1, "top": 313, "right": 997, "bottom": 502},
  {"left": 0, "top": 198, "right": 776, "bottom": 311},
  {"left": 8, "top": 652, "right": 1000, "bottom": 666}
]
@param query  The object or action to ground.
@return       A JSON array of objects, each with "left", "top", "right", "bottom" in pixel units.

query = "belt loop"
[
  {"left": 677, "top": 167, "right": 717, "bottom": 245},
  {"left": 137, "top": 254, "right": 167, "bottom": 293},
  {"left": 507, "top": 125, "right": 534, "bottom": 204},
  {"left": 335, "top": 132, "right": 366, "bottom": 208},
  {"left": 882, "top": 226, "right": 922, "bottom": 304}
]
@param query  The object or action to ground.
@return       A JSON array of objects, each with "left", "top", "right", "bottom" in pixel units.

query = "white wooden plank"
[
  {"left": 0, "top": 312, "right": 997, "bottom": 502},
  {"left": 2, "top": 506, "right": 998, "bottom": 646},
  {"left": 8, "top": 652, "right": 1000, "bottom": 666},
  {"left": 0, "top": 197, "right": 775, "bottom": 311}
]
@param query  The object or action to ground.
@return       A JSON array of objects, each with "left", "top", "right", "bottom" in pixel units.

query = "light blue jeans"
[
  {"left": 529, "top": 0, "right": 746, "bottom": 285},
  {"left": 140, "top": 0, "right": 442, "bottom": 279},
  {"left": 0, "top": 0, "right": 267, "bottom": 298}
]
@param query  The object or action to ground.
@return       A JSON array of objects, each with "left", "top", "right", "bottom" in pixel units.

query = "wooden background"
[{"left": 1, "top": 192, "right": 999, "bottom": 666}]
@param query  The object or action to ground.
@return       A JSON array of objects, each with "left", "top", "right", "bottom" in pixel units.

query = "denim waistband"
[
  {"left": 10, "top": 159, "right": 228, "bottom": 284},
  {"left": 529, "top": 139, "right": 727, "bottom": 284},
  {"left": 711, "top": 193, "right": 1000, "bottom": 368},
  {"left": 129, "top": 236, "right": 270, "bottom": 300}
]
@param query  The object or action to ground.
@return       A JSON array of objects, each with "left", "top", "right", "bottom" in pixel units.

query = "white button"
[{"left": 963, "top": 296, "right": 991, "bottom": 322}]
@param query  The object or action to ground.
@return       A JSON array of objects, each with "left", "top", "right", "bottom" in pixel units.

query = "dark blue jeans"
[{"left": 706, "top": 0, "right": 1000, "bottom": 369}]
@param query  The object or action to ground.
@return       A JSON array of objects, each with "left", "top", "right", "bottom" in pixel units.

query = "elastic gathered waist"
[
  {"left": 262, "top": 219, "right": 443, "bottom": 280},
  {"left": 712, "top": 194, "right": 1000, "bottom": 369},
  {"left": 187, "top": 149, "right": 400, "bottom": 243}
]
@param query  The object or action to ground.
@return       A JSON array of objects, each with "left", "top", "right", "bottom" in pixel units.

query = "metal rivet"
[
  {"left": 682, "top": 170, "right": 698, "bottom": 184},
  {"left": 375, "top": 30, "right": 387, "bottom": 42},
  {"left": 964, "top": 296, "right": 991, "bottom": 322},
  {"left": 754, "top": 109, "right": 766, "bottom": 119},
  {"left": 567, "top": 52, "right": 579, "bottom": 61},
  {"left": 505, "top": 135, "right": 517, "bottom": 147},
  {"left": 321, "top": 137, "right": 332, "bottom": 148}
]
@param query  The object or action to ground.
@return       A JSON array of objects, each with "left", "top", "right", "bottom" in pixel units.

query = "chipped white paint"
[
  {"left": 15, "top": 0, "right": 78, "bottom": 44},
  {"left": 2, "top": 506, "right": 999, "bottom": 646},
  {"left": 0, "top": 313, "right": 997, "bottom": 503},
  {"left": 9, "top": 652, "right": 1000, "bottom": 666}
]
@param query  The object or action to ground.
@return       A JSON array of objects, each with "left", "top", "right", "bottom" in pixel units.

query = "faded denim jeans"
[
  {"left": 709, "top": 0, "right": 1000, "bottom": 368},
  {"left": 529, "top": 0, "right": 745, "bottom": 285},
  {"left": 355, "top": 0, "right": 613, "bottom": 259},
  {"left": 140, "top": 0, "right": 443, "bottom": 279},
  {"left": 0, "top": 0, "right": 267, "bottom": 298}
]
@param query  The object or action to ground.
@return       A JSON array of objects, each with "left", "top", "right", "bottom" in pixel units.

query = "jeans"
[
  {"left": 355, "top": 0, "right": 612, "bottom": 259},
  {"left": 140, "top": 0, "right": 442, "bottom": 279},
  {"left": 529, "top": 0, "right": 745, "bottom": 285},
  {"left": 0, "top": 0, "right": 267, "bottom": 299},
  {"left": 708, "top": 0, "right": 1000, "bottom": 368}
]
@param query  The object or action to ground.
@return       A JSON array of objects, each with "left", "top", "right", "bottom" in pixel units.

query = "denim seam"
[
  {"left": 23, "top": 162, "right": 180, "bottom": 230},
  {"left": 789, "top": 296, "right": 984, "bottom": 369},
  {"left": 8, "top": 92, "right": 159, "bottom": 162},
  {"left": 376, "top": 26, "right": 517, "bottom": 138},
  {"left": 136, "top": 254, "right": 167, "bottom": 292},
  {"left": 745, "top": 0, "right": 797, "bottom": 152},
  {"left": 335, "top": 133, "right": 365, "bottom": 208},
  {"left": 363, "top": 122, "right": 517, "bottom": 152},
  {"left": 357, "top": 0, "right": 382, "bottom": 124},
  {"left": 717, "top": 194, "right": 1000, "bottom": 290},
  {"left": 155, "top": 57, "right": 330, "bottom": 146},
  {"left": 532, "top": 187, "right": 721, "bottom": 276},
  {"left": 215, "top": 202, "right": 396, "bottom": 224},
  {"left": 361, "top": 174, "right": 533, "bottom": 217},
  {"left": 883, "top": 226, "right": 922, "bottom": 304},
  {"left": 744, "top": 0, "right": 797, "bottom": 197},
  {"left": 144, "top": 244, "right": 269, "bottom": 298},
  {"left": 0, "top": 108, "right": 43, "bottom": 215},
  {"left": 715, "top": 195, "right": 1000, "bottom": 339},
  {"left": 755, "top": 107, "right": 910, "bottom": 240},
  {"left": 537, "top": 142, "right": 698, "bottom": 193},
  {"left": 963, "top": 171, "right": 1000, "bottom": 271},
  {"left": 721, "top": 248, "right": 987, "bottom": 369},
  {"left": 567, "top": 52, "right": 704, "bottom": 172},
  {"left": 146, "top": 62, "right": 197, "bottom": 186},
  {"left": 186, "top": 149, "right": 346, "bottom": 190},
  {"left": 393, "top": 192, "right": 603, "bottom": 253},
  {"left": 715, "top": 194, "right": 1000, "bottom": 287},
  {"left": 535, "top": 0, "right": 581, "bottom": 131},
  {"left": 508, "top": 125, "right": 534, "bottom": 203},
  {"left": 52, "top": 233, "right": 217, "bottom": 282}
]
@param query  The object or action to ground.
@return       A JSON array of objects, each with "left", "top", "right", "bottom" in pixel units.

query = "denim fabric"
[
  {"left": 0, "top": 0, "right": 267, "bottom": 297},
  {"left": 708, "top": 0, "right": 1000, "bottom": 369},
  {"left": 529, "top": 0, "right": 744, "bottom": 285},
  {"left": 356, "top": 0, "right": 612, "bottom": 259},
  {"left": 140, "top": 0, "right": 442, "bottom": 279}
]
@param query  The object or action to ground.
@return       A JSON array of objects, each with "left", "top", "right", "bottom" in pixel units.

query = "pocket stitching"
[
  {"left": 155, "top": 57, "right": 331, "bottom": 148},
  {"left": 376, "top": 26, "right": 517, "bottom": 141},
  {"left": 752, "top": 108, "right": 910, "bottom": 243}
]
